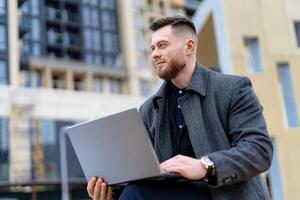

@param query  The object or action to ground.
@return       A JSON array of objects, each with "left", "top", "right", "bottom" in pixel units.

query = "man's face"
[{"left": 150, "top": 26, "right": 187, "bottom": 80}]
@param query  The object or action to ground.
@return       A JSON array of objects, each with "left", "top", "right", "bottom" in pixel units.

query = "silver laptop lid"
[{"left": 65, "top": 108, "right": 162, "bottom": 185}]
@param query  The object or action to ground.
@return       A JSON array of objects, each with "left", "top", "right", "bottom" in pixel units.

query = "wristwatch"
[{"left": 200, "top": 156, "right": 215, "bottom": 181}]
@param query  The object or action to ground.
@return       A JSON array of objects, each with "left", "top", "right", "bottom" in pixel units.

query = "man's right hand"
[{"left": 87, "top": 177, "right": 113, "bottom": 200}]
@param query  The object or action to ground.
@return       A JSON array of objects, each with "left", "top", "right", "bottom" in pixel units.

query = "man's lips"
[{"left": 155, "top": 61, "right": 166, "bottom": 66}]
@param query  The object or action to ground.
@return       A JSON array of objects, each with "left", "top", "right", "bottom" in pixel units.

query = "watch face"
[{"left": 203, "top": 156, "right": 214, "bottom": 166}]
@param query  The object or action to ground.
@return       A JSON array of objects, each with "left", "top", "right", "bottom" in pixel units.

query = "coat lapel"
[
  {"left": 178, "top": 65, "right": 212, "bottom": 158},
  {"left": 179, "top": 93, "right": 212, "bottom": 158},
  {"left": 152, "top": 64, "right": 211, "bottom": 160},
  {"left": 155, "top": 98, "right": 174, "bottom": 162}
]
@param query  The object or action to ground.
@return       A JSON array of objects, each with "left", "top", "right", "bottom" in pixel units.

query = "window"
[
  {"left": 93, "top": 77, "right": 104, "bottom": 92},
  {"left": 109, "top": 79, "right": 122, "bottom": 94},
  {"left": 103, "top": 33, "right": 118, "bottom": 53},
  {"left": 74, "top": 76, "right": 85, "bottom": 91},
  {"left": 32, "top": 43, "right": 41, "bottom": 56},
  {"left": 23, "top": 70, "right": 31, "bottom": 87},
  {"left": 0, "top": 24, "right": 7, "bottom": 51},
  {"left": 37, "top": 120, "right": 81, "bottom": 180},
  {"left": 268, "top": 139, "right": 286, "bottom": 200},
  {"left": 93, "top": 30, "right": 101, "bottom": 51},
  {"left": 31, "top": 0, "right": 39, "bottom": 16},
  {"left": 21, "top": 0, "right": 30, "bottom": 14},
  {"left": 0, "top": 0, "right": 6, "bottom": 15},
  {"left": 278, "top": 63, "right": 299, "bottom": 127},
  {"left": 101, "top": 11, "right": 116, "bottom": 31},
  {"left": 139, "top": 79, "right": 151, "bottom": 96},
  {"left": 0, "top": 118, "right": 9, "bottom": 181},
  {"left": 244, "top": 37, "right": 263, "bottom": 73},
  {"left": 100, "top": 0, "right": 115, "bottom": 9},
  {"left": 31, "top": 18, "right": 40, "bottom": 41},
  {"left": 52, "top": 74, "right": 66, "bottom": 89},
  {"left": 0, "top": 60, "right": 8, "bottom": 85},
  {"left": 294, "top": 22, "right": 300, "bottom": 48}
]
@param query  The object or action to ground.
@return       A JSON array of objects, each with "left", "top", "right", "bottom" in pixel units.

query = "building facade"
[
  {"left": 192, "top": 0, "right": 300, "bottom": 199},
  {"left": 1, "top": 0, "right": 299, "bottom": 199}
]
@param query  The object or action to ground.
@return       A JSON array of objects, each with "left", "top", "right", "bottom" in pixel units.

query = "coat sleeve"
[{"left": 206, "top": 77, "right": 273, "bottom": 187}]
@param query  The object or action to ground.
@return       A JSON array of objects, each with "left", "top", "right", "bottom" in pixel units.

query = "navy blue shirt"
[{"left": 169, "top": 82, "right": 196, "bottom": 158}]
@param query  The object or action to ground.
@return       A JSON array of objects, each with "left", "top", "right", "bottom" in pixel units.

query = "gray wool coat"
[{"left": 139, "top": 64, "right": 273, "bottom": 200}]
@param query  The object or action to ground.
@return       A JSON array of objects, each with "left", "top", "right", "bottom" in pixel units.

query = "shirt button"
[
  {"left": 177, "top": 105, "right": 181, "bottom": 109},
  {"left": 179, "top": 90, "right": 182, "bottom": 94},
  {"left": 179, "top": 125, "right": 183, "bottom": 129}
]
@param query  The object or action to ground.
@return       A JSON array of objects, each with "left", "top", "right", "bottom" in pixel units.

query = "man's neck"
[{"left": 171, "top": 60, "right": 196, "bottom": 89}]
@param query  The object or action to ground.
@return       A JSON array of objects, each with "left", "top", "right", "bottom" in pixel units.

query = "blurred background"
[{"left": 0, "top": 0, "right": 299, "bottom": 199}]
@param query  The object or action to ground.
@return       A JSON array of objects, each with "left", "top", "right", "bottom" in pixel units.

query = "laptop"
[{"left": 65, "top": 108, "right": 181, "bottom": 186}]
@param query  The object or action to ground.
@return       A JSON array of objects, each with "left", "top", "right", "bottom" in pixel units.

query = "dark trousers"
[{"left": 118, "top": 180, "right": 212, "bottom": 200}]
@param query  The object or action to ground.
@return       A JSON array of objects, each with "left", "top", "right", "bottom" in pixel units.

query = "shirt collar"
[{"left": 152, "top": 64, "right": 207, "bottom": 108}]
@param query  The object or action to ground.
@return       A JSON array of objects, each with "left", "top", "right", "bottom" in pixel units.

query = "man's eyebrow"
[{"left": 151, "top": 40, "right": 169, "bottom": 47}]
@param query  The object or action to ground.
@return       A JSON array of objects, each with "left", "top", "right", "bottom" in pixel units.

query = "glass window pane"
[
  {"left": 85, "top": 53, "right": 93, "bottom": 63},
  {"left": 92, "top": 8, "right": 99, "bottom": 28},
  {"left": 0, "top": 118, "right": 9, "bottom": 181},
  {"left": 100, "top": 0, "right": 115, "bottom": 9},
  {"left": 101, "top": 11, "right": 116, "bottom": 31},
  {"left": 31, "top": 0, "right": 39, "bottom": 16},
  {"left": 23, "top": 70, "right": 31, "bottom": 87},
  {"left": 22, "top": 41, "right": 31, "bottom": 55},
  {"left": 278, "top": 63, "right": 299, "bottom": 127},
  {"left": 268, "top": 139, "right": 286, "bottom": 200},
  {"left": 33, "top": 43, "right": 41, "bottom": 56},
  {"left": 41, "top": 120, "right": 56, "bottom": 145},
  {"left": 103, "top": 33, "right": 117, "bottom": 53},
  {"left": 93, "top": 30, "right": 101, "bottom": 51},
  {"left": 94, "top": 55, "right": 102, "bottom": 64},
  {"left": 0, "top": 24, "right": 7, "bottom": 51},
  {"left": 0, "top": 59, "right": 8, "bottom": 84},
  {"left": 34, "top": 70, "right": 42, "bottom": 87},
  {"left": 101, "top": 11, "right": 110, "bottom": 31},
  {"left": 139, "top": 79, "right": 151, "bottom": 96},
  {"left": 84, "top": 29, "right": 92, "bottom": 49},
  {"left": 82, "top": 6, "right": 90, "bottom": 27},
  {"left": 109, "top": 79, "right": 122, "bottom": 94},
  {"left": 0, "top": 0, "right": 6, "bottom": 15},
  {"left": 105, "top": 55, "right": 115, "bottom": 66},
  {"left": 93, "top": 77, "right": 104, "bottom": 92},
  {"left": 21, "top": 1, "right": 30, "bottom": 15},
  {"left": 31, "top": 18, "right": 40, "bottom": 41},
  {"left": 245, "top": 37, "right": 263, "bottom": 73},
  {"left": 40, "top": 120, "right": 58, "bottom": 179}
]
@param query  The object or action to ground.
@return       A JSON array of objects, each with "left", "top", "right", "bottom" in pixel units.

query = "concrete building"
[
  {"left": 1, "top": 0, "right": 300, "bottom": 199},
  {"left": 0, "top": 0, "right": 188, "bottom": 199}
]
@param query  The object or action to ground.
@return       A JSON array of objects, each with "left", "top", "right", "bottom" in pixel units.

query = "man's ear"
[{"left": 185, "top": 39, "right": 195, "bottom": 55}]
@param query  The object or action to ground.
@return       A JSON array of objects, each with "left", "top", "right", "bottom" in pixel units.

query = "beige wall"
[{"left": 222, "top": 0, "right": 300, "bottom": 199}]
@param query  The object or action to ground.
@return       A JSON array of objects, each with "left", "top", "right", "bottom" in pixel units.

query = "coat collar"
[{"left": 152, "top": 64, "right": 207, "bottom": 108}]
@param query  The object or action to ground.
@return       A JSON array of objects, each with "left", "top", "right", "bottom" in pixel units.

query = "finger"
[
  {"left": 106, "top": 187, "right": 113, "bottom": 200},
  {"left": 94, "top": 178, "right": 103, "bottom": 200},
  {"left": 160, "top": 159, "right": 181, "bottom": 169},
  {"left": 87, "top": 177, "right": 97, "bottom": 198},
  {"left": 100, "top": 182, "right": 107, "bottom": 200},
  {"left": 160, "top": 155, "right": 184, "bottom": 166},
  {"left": 165, "top": 165, "right": 184, "bottom": 175}
]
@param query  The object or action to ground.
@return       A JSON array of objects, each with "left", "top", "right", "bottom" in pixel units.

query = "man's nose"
[{"left": 151, "top": 49, "right": 161, "bottom": 59}]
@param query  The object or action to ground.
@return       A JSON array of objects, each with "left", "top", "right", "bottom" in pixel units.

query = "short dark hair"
[{"left": 149, "top": 15, "right": 196, "bottom": 35}]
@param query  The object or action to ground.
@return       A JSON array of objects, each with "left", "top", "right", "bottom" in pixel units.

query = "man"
[{"left": 87, "top": 15, "right": 273, "bottom": 200}]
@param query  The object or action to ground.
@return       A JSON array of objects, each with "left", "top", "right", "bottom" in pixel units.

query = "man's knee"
[{"left": 118, "top": 184, "right": 145, "bottom": 200}]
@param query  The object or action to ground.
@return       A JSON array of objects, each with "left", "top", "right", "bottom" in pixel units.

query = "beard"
[{"left": 156, "top": 59, "right": 186, "bottom": 80}]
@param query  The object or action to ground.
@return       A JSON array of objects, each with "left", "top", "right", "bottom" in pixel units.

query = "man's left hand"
[{"left": 160, "top": 155, "right": 207, "bottom": 180}]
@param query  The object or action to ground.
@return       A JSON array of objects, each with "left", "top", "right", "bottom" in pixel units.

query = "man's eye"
[{"left": 159, "top": 43, "right": 166, "bottom": 48}]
